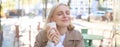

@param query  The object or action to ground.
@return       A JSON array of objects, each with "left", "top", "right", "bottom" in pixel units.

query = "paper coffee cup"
[{"left": 47, "top": 22, "right": 56, "bottom": 33}]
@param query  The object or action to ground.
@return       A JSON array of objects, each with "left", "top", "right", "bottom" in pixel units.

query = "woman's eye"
[
  {"left": 66, "top": 11, "right": 70, "bottom": 15},
  {"left": 66, "top": 12, "right": 70, "bottom": 15},
  {"left": 57, "top": 13, "right": 62, "bottom": 16}
]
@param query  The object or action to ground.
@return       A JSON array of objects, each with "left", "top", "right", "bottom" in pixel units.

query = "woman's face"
[{"left": 52, "top": 5, "right": 71, "bottom": 27}]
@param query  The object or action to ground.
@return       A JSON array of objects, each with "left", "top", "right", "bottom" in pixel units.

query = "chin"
[
  {"left": 61, "top": 24, "right": 69, "bottom": 27},
  {"left": 57, "top": 22, "right": 70, "bottom": 27}
]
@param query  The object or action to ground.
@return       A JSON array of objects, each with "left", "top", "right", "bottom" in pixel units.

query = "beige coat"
[{"left": 34, "top": 30, "right": 85, "bottom": 47}]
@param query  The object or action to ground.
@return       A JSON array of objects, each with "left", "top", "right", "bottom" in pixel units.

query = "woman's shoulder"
[
  {"left": 34, "top": 30, "right": 48, "bottom": 47},
  {"left": 36, "top": 30, "right": 47, "bottom": 41},
  {"left": 72, "top": 30, "right": 82, "bottom": 35},
  {"left": 67, "top": 30, "right": 83, "bottom": 40},
  {"left": 37, "top": 30, "right": 47, "bottom": 37}
]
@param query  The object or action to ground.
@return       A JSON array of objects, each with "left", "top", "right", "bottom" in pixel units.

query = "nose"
[{"left": 63, "top": 13, "right": 67, "bottom": 18}]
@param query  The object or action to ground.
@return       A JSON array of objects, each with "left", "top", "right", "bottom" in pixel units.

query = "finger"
[
  {"left": 47, "top": 27, "right": 53, "bottom": 36},
  {"left": 54, "top": 33, "right": 60, "bottom": 39},
  {"left": 47, "top": 28, "right": 56, "bottom": 35},
  {"left": 54, "top": 34, "right": 60, "bottom": 41},
  {"left": 53, "top": 28, "right": 59, "bottom": 33},
  {"left": 53, "top": 28, "right": 60, "bottom": 35},
  {"left": 53, "top": 36, "right": 59, "bottom": 43},
  {"left": 48, "top": 32, "right": 55, "bottom": 41}
]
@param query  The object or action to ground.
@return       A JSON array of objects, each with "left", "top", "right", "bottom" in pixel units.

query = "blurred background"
[{"left": 0, "top": 0, "right": 120, "bottom": 47}]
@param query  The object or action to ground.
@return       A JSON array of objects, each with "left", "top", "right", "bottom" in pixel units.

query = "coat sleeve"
[
  {"left": 75, "top": 31, "right": 85, "bottom": 47},
  {"left": 76, "top": 36, "right": 85, "bottom": 47},
  {"left": 34, "top": 32, "right": 41, "bottom": 47},
  {"left": 34, "top": 31, "right": 47, "bottom": 47}
]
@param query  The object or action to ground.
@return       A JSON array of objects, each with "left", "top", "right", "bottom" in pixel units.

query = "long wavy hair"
[{"left": 43, "top": 3, "right": 74, "bottom": 31}]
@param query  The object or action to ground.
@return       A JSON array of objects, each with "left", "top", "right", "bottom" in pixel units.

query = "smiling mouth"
[{"left": 62, "top": 20, "right": 69, "bottom": 22}]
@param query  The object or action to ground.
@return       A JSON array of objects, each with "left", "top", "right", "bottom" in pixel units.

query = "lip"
[{"left": 61, "top": 19, "right": 69, "bottom": 22}]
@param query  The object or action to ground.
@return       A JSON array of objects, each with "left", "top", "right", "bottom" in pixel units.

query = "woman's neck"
[{"left": 57, "top": 26, "right": 68, "bottom": 35}]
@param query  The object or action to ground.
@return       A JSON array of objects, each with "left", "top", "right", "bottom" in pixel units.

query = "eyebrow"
[{"left": 57, "top": 10, "right": 70, "bottom": 13}]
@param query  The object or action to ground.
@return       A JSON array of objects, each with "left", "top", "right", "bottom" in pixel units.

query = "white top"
[{"left": 46, "top": 34, "right": 66, "bottom": 47}]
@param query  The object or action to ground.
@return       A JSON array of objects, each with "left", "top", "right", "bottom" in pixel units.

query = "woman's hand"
[
  {"left": 46, "top": 26, "right": 54, "bottom": 41},
  {"left": 46, "top": 26, "right": 60, "bottom": 45},
  {"left": 52, "top": 28, "right": 60, "bottom": 45}
]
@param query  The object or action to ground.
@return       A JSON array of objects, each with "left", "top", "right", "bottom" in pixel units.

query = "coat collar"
[
  {"left": 63, "top": 30, "right": 82, "bottom": 46},
  {"left": 65, "top": 30, "right": 81, "bottom": 41}
]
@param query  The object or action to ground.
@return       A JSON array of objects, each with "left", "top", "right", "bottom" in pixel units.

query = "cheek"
[
  {"left": 52, "top": 17, "right": 59, "bottom": 21},
  {"left": 53, "top": 16, "right": 61, "bottom": 21},
  {"left": 54, "top": 19, "right": 61, "bottom": 23}
]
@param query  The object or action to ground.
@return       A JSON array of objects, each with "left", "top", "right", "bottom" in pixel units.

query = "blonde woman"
[{"left": 34, "top": 3, "right": 85, "bottom": 47}]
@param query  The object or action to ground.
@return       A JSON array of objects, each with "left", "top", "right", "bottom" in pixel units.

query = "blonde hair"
[{"left": 43, "top": 3, "right": 74, "bottom": 31}]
